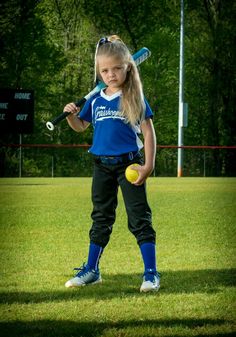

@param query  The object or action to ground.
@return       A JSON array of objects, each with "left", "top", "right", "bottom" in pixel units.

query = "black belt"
[{"left": 94, "top": 151, "right": 140, "bottom": 165}]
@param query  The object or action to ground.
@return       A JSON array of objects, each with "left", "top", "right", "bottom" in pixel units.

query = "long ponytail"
[{"left": 95, "top": 35, "right": 145, "bottom": 126}]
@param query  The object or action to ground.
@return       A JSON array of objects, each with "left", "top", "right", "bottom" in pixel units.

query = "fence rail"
[
  {"left": 2, "top": 144, "right": 236, "bottom": 149},
  {"left": 1, "top": 143, "right": 236, "bottom": 177}
]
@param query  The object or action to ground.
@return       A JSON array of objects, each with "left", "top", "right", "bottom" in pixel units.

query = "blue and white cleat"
[
  {"left": 140, "top": 269, "right": 160, "bottom": 292},
  {"left": 65, "top": 263, "right": 102, "bottom": 288}
]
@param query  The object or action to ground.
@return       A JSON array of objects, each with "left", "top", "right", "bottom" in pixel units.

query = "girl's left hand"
[{"left": 131, "top": 164, "right": 153, "bottom": 186}]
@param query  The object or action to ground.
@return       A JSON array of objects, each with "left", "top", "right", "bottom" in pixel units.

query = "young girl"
[{"left": 63, "top": 35, "right": 160, "bottom": 292}]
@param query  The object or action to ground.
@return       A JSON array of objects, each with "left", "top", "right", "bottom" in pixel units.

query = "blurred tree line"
[{"left": 0, "top": 0, "right": 235, "bottom": 176}]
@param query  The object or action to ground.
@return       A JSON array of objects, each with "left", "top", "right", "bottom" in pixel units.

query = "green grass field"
[{"left": 0, "top": 177, "right": 235, "bottom": 337}]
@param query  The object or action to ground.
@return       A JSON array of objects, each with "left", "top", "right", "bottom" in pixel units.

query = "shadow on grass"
[
  {"left": 0, "top": 318, "right": 234, "bottom": 337},
  {"left": 0, "top": 268, "right": 235, "bottom": 304}
]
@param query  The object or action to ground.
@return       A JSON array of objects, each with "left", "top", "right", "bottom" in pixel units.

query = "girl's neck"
[{"left": 105, "top": 87, "right": 122, "bottom": 96}]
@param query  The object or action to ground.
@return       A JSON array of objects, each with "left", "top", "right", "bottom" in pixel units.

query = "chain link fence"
[{"left": 1, "top": 144, "right": 236, "bottom": 177}]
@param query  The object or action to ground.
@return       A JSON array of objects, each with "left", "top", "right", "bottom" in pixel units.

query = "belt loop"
[{"left": 128, "top": 152, "right": 134, "bottom": 160}]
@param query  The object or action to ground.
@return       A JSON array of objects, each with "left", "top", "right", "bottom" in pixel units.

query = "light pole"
[{"left": 177, "top": 0, "right": 185, "bottom": 177}]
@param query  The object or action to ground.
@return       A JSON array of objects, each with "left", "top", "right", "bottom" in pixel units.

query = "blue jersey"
[{"left": 79, "top": 89, "right": 153, "bottom": 156}]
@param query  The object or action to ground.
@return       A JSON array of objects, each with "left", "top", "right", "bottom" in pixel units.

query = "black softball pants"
[{"left": 89, "top": 157, "right": 156, "bottom": 248}]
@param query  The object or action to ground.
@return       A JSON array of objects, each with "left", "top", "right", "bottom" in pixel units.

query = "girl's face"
[{"left": 97, "top": 55, "right": 130, "bottom": 94}]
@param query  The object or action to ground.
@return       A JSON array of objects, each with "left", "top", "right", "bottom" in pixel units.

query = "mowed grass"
[{"left": 0, "top": 177, "right": 235, "bottom": 337}]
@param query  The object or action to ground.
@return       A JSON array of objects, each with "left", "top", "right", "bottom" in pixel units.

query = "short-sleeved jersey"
[{"left": 79, "top": 89, "right": 153, "bottom": 156}]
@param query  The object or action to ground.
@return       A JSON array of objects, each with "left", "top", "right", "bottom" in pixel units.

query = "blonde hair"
[{"left": 95, "top": 35, "right": 145, "bottom": 126}]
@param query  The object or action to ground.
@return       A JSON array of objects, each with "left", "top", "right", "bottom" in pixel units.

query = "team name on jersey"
[{"left": 94, "top": 105, "right": 125, "bottom": 122}]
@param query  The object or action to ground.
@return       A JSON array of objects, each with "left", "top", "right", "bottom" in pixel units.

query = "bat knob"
[{"left": 46, "top": 121, "right": 55, "bottom": 131}]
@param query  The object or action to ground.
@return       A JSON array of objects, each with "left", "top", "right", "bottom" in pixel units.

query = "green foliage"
[{"left": 0, "top": 0, "right": 235, "bottom": 176}]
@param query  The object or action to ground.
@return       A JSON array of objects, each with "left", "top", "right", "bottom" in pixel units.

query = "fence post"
[
  {"left": 203, "top": 150, "right": 206, "bottom": 177},
  {"left": 19, "top": 134, "right": 22, "bottom": 177},
  {"left": 51, "top": 155, "right": 54, "bottom": 178}
]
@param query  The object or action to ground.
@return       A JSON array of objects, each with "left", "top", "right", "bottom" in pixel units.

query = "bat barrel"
[{"left": 133, "top": 47, "right": 151, "bottom": 66}]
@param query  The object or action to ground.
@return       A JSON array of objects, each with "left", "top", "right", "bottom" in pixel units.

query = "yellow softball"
[{"left": 125, "top": 163, "right": 140, "bottom": 183}]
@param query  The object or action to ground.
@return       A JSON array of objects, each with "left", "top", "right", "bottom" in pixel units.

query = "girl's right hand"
[{"left": 63, "top": 103, "right": 80, "bottom": 116}]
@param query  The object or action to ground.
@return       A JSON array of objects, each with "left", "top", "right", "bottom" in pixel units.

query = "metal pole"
[
  {"left": 19, "top": 133, "right": 22, "bottom": 177},
  {"left": 51, "top": 155, "right": 54, "bottom": 178},
  {"left": 177, "top": 0, "right": 185, "bottom": 177},
  {"left": 203, "top": 150, "right": 206, "bottom": 177}
]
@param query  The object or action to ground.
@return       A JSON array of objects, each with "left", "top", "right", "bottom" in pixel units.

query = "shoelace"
[{"left": 73, "top": 263, "right": 88, "bottom": 277}]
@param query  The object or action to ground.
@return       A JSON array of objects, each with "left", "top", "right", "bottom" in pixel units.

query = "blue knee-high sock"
[
  {"left": 87, "top": 243, "right": 103, "bottom": 271},
  {"left": 140, "top": 242, "right": 157, "bottom": 272}
]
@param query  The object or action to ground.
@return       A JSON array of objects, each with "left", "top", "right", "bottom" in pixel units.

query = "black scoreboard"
[{"left": 0, "top": 88, "right": 34, "bottom": 134}]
